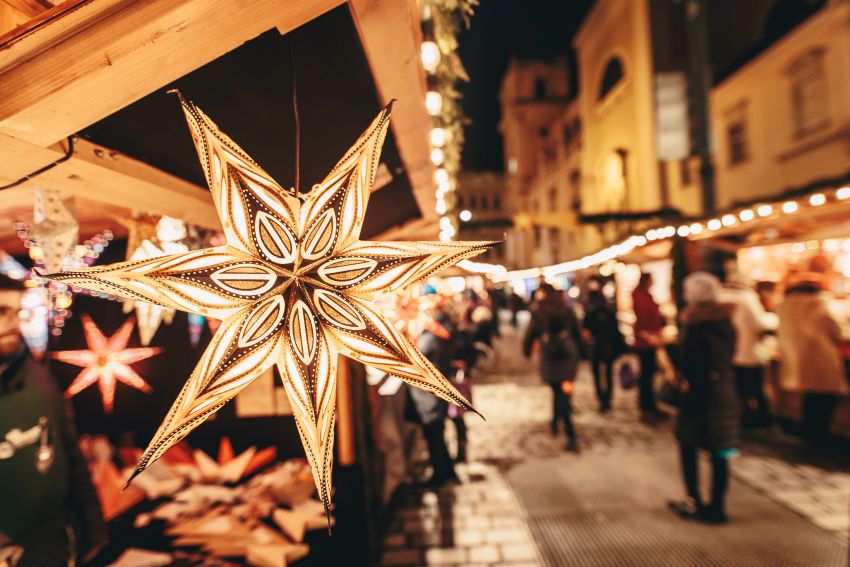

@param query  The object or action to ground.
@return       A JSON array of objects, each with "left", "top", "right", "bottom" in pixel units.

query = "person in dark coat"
[
  {"left": 523, "top": 283, "right": 583, "bottom": 452},
  {"left": 408, "top": 308, "right": 458, "bottom": 487},
  {"left": 583, "top": 283, "right": 624, "bottom": 413},
  {"left": 632, "top": 272, "right": 666, "bottom": 419},
  {"left": 0, "top": 275, "right": 107, "bottom": 566},
  {"left": 669, "top": 272, "right": 740, "bottom": 524}
]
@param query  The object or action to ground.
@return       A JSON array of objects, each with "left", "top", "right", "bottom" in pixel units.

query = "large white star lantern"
[{"left": 45, "top": 93, "right": 494, "bottom": 515}]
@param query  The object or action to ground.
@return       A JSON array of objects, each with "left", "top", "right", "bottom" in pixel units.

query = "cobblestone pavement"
[{"left": 380, "top": 320, "right": 850, "bottom": 566}]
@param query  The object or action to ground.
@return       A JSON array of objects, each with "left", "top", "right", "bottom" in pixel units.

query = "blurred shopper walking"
[
  {"left": 720, "top": 272, "right": 778, "bottom": 428},
  {"left": 776, "top": 272, "right": 848, "bottom": 456},
  {"left": 583, "top": 280, "right": 624, "bottom": 413},
  {"left": 632, "top": 273, "right": 666, "bottom": 419},
  {"left": 409, "top": 307, "right": 459, "bottom": 488},
  {"left": 524, "top": 283, "right": 583, "bottom": 452},
  {"left": 669, "top": 272, "right": 740, "bottom": 524}
]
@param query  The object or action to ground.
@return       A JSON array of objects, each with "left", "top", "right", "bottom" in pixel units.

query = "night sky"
[
  {"left": 458, "top": 0, "right": 593, "bottom": 172},
  {"left": 457, "top": 0, "right": 824, "bottom": 172}
]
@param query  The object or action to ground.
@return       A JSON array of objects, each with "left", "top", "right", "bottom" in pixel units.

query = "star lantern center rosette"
[{"left": 43, "top": 93, "right": 495, "bottom": 517}]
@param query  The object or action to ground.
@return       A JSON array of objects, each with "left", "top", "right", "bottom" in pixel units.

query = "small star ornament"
[
  {"left": 51, "top": 314, "right": 161, "bottom": 413},
  {"left": 46, "top": 93, "right": 494, "bottom": 514},
  {"left": 29, "top": 187, "right": 79, "bottom": 274}
]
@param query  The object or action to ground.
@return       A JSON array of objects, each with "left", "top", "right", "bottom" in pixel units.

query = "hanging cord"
[
  {"left": 289, "top": 34, "right": 301, "bottom": 196},
  {"left": 0, "top": 136, "right": 75, "bottom": 192}
]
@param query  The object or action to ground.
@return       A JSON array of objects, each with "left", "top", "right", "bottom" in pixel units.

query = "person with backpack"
[
  {"left": 523, "top": 283, "right": 583, "bottom": 452},
  {"left": 583, "top": 281, "right": 625, "bottom": 413}
]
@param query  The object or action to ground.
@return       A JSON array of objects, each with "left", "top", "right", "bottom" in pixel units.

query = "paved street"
[{"left": 380, "top": 320, "right": 850, "bottom": 566}]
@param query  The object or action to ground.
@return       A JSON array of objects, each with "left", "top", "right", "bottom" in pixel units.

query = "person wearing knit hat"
[{"left": 668, "top": 271, "right": 740, "bottom": 524}]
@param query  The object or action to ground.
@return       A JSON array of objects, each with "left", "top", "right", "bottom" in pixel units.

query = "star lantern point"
[{"left": 45, "top": 93, "right": 495, "bottom": 515}]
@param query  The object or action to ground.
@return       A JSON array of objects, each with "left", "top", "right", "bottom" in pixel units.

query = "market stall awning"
[{"left": 0, "top": 0, "right": 436, "bottom": 252}]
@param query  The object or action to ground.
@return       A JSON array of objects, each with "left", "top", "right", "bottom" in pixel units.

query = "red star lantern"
[{"left": 52, "top": 314, "right": 162, "bottom": 413}]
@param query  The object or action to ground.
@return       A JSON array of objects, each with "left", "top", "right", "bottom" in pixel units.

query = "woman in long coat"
[
  {"left": 670, "top": 272, "right": 740, "bottom": 524},
  {"left": 523, "top": 283, "right": 583, "bottom": 452}
]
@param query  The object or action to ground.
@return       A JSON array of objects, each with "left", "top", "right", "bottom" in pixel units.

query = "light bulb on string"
[
  {"left": 430, "top": 127, "right": 446, "bottom": 147},
  {"left": 425, "top": 91, "right": 443, "bottom": 116},
  {"left": 434, "top": 168, "right": 449, "bottom": 185},
  {"left": 420, "top": 41, "right": 441, "bottom": 73},
  {"left": 430, "top": 148, "right": 445, "bottom": 166}
]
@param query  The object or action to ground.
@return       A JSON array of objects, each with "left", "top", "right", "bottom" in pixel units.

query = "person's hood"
[{"left": 681, "top": 302, "right": 734, "bottom": 325}]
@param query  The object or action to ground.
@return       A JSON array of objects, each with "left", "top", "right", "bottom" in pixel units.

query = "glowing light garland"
[
  {"left": 476, "top": 185, "right": 850, "bottom": 282},
  {"left": 45, "top": 94, "right": 493, "bottom": 516}
]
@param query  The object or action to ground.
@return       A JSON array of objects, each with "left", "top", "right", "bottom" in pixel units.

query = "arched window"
[
  {"left": 598, "top": 57, "right": 624, "bottom": 101},
  {"left": 534, "top": 77, "right": 547, "bottom": 100}
]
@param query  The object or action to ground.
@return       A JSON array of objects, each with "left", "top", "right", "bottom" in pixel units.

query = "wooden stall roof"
[{"left": 0, "top": 0, "right": 436, "bottom": 253}]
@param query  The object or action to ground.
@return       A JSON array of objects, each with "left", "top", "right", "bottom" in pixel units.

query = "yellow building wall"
[{"left": 710, "top": 1, "right": 850, "bottom": 209}]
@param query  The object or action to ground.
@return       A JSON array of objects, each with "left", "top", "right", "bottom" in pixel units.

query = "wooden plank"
[
  {"left": 0, "top": 131, "right": 220, "bottom": 228},
  {"left": 348, "top": 0, "right": 437, "bottom": 221},
  {"left": 1, "top": 0, "right": 52, "bottom": 19},
  {"left": 0, "top": 0, "right": 345, "bottom": 146}
]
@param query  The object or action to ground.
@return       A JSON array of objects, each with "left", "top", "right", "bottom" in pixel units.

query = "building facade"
[
  {"left": 456, "top": 171, "right": 510, "bottom": 265},
  {"left": 497, "top": 0, "right": 849, "bottom": 270}
]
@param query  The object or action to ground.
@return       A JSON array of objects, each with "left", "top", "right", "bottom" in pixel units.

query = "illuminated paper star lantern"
[
  {"left": 29, "top": 187, "right": 79, "bottom": 274},
  {"left": 117, "top": 215, "right": 188, "bottom": 345},
  {"left": 51, "top": 314, "right": 162, "bottom": 413},
  {"left": 45, "top": 93, "right": 494, "bottom": 515},
  {"left": 379, "top": 286, "right": 450, "bottom": 340}
]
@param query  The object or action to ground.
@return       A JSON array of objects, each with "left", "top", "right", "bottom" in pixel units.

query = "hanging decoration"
[
  {"left": 27, "top": 187, "right": 79, "bottom": 274},
  {"left": 15, "top": 211, "right": 114, "bottom": 339},
  {"left": 117, "top": 214, "right": 189, "bottom": 345},
  {"left": 45, "top": 93, "right": 494, "bottom": 516},
  {"left": 420, "top": 0, "right": 476, "bottom": 242},
  {"left": 51, "top": 314, "right": 162, "bottom": 413},
  {"left": 377, "top": 284, "right": 450, "bottom": 341}
]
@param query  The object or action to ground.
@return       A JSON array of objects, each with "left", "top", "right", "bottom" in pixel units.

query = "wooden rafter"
[{"left": 0, "top": 0, "right": 53, "bottom": 19}]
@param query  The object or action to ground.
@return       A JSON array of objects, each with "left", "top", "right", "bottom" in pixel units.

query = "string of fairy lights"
[
  {"left": 419, "top": 0, "right": 476, "bottom": 243},
  {"left": 457, "top": 185, "right": 850, "bottom": 282}
]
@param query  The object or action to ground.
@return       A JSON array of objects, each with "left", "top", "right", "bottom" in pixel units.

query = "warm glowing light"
[
  {"left": 567, "top": 286, "right": 580, "bottom": 298},
  {"left": 430, "top": 147, "right": 445, "bottom": 166},
  {"left": 74, "top": 244, "right": 87, "bottom": 257},
  {"left": 791, "top": 242, "right": 805, "bottom": 253},
  {"left": 43, "top": 96, "right": 492, "bottom": 516},
  {"left": 634, "top": 236, "right": 647, "bottom": 246},
  {"left": 434, "top": 168, "right": 449, "bottom": 185},
  {"left": 739, "top": 209, "right": 755, "bottom": 222},
  {"left": 677, "top": 225, "right": 690, "bottom": 237},
  {"left": 646, "top": 229, "right": 658, "bottom": 241},
  {"left": 435, "top": 199, "right": 447, "bottom": 215},
  {"left": 824, "top": 239, "right": 840, "bottom": 253},
  {"left": 809, "top": 193, "right": 826, "bottom": 207},
  {"left": 430, "top": 127, "right": 446, "bottom": 147},
  {"left": 721, "top": 214, "right": 736, "bottom": 227},
  {"left": 689, "top": 223, "right": 703, "bottom": 235},
  {"left": 425, "top": 91, "right": 443, "bottom": 116},
  {"left": 837, "top": 187, "right": 850, "bottom": 200},
  {"left": 55, "top": 293, "right": 72, "bottom": 309},
  {"left": 757, "top": 204, "right": 773, "bottom": 217},
  {"left": 420, "top": 41, "right": 441, "bottom": 73},
  {"left": 51, "top": 315, "right": 161, "bottom": 413},
  {"left": 707, "top": 219, "right": 722, "bottom": 231},
  {"left": 439, "top": 216, "right": 452, "bottom": 231},
  {"left": 782, "top": 201, "right": 798, "bottom": 214},
  {"left": 459, "top": 210, "right": 472, "bottom": 222}
]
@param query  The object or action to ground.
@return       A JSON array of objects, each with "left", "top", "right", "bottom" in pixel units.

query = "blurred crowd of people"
[{"left": 508, "top": 260, "right": 849, "bottom": 525}]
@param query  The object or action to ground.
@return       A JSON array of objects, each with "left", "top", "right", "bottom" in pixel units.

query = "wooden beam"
[
  {"left": 1, "top": 0, "right": 52, "bottom": 19},
  {"left": 0, "top": 0, "right": 345, "bottom": 146},
  {"left": 348, "top": 0, "right": 437, "bottom": 221},
  {"left": 0, "top": 132, "right": 220, "bottom": 227}
]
